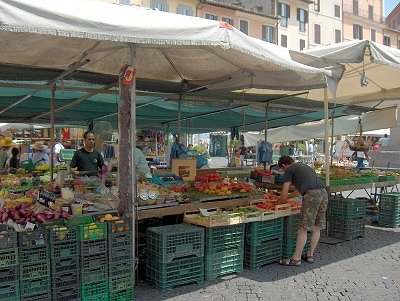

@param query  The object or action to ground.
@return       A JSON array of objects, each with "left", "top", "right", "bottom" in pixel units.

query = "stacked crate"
[
  {"left": 0, "top": 225, "right": 19, "bottom": 301},
  {"left": 146, "top": 223, "right": 204, "bottom": 291},
  {"left": 245, "top": 218, "right": 283, "bottom": 268},
  {"left": 379, "top": 193, "right": 400, "bottom": 228},
  {"left": 204, "top": 224, "right": 244, "bottom": 280},
  {"left": 328, "top": 198, "right": 366, "bottom": 240},
  {"left": 282, "top": 214, "right": 311, "bottom": 259},
  {"left": 107, "top": 218, "right": 135, "bottom": 301},
  {"left": 18, "top": 228, "right": 51, "bottom": 301},
  {"left": 49, "top": 223, "right": 80, "bottom": 301},
  {"left": 78, "top": 219, "right": 108, "bottom": 301}
]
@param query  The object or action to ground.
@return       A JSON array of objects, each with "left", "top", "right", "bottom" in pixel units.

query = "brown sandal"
[
  {"left": 278, "top": 258, "right": 301, "bottom": 267},
  {"left": 301, "top": 254, "right": 315, "bottom": 263}
]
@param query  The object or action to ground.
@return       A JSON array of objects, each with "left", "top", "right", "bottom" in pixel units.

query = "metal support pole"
[
  {"left": 50, "top": 84, "right": 56, "bottom": 182},
  {"left": 324, "top": 88, "right": 330, "bottom": 187}
]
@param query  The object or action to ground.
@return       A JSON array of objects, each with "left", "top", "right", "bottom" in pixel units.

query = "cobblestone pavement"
[{"left": 136, "top": 225, "right": 400, "bottom": 301}]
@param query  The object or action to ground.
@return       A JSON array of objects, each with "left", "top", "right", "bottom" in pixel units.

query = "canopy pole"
[
  {"left": 177, "top": 95, "right": 182, "bottom": 143},
  {"left": 264, "top": 104, "right": 268, "bottom": 170},
  {"left": 324, "top": 88, "right": 330, "bottom": 187},
  {"left": 50, "top": 84, "right": 56, "bottom": 182},
  {"left": 330, "top": 105, "right": 336, "bottom": 167}
]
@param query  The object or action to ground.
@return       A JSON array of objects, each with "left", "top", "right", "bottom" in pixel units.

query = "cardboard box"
[{"left": 171, "top": 158, "right": 197, "bottom": 181}]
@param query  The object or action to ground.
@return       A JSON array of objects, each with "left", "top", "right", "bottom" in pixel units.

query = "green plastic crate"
[
  {"left": 245, "top": 218, "right": 283, "bottom": 245},
  {"left": 78, "top": 222, "right": 107, "bottom": 241},
  {"left": 147, "top": 224, "right": 204, "bottom": 263},
  {"left": 0, "top": 248, "right": 18, "bottom": 268},
  {"left": 51, "top": 241, "right": 79, "bottom": 259},
  {"left": 108, "top": 245, "right": 133, "bottom": 262},
  {"left": 109, "top": 259, "right": 134, "bottom": 277},
  {"left": 108, "top": 232, "right": 133, "bottom": 250},
  {"left": 0, "top": 281, "right": 19, "bottom": 300},
  {"left": 146, "top": 256, "right": 204, "bottom": 291},
  {"left": 18, "top": 229, "right": 46, "bottom": 247},
  {"left": 328, "top": 217, "right": 365, "bottom": 240},
  {"left": 81, "top": 264, "right": 108, "bottom": 284},
  {"left": 51, "top": 270, "right": 80, "bottom": 289},
  {"left": 0, "top": 265, "right": 19, "bottom": 283},
  {"left": 329, "top": 198, "right": 366, "bottom": 220},
  {"left": 109, "top": 274, "right": 134, "bottom": 292},
  {"left": 379, "top": 193, "right": 400, "bottom": 211},
  {"left": 282, "top": 233, "right": 311, "bottom": 258},
  {"left": 0, "top": 225, "right": 17, "bottom": 249},
  {"left": 19, "top": 246, "right": 48, "bottom": 264},
  {"left": 65, "top": 215, "right": 93, "bottom": 226},
  {"left": 378, "top": 211, "right": 400, "bottom": 228},
  {"left": 51, "top": 256, "right": 79, "bottom": 274},
  {"left": 20, "top": 261, "right": 49, "bottom": 280},
  {"left": 21, "top": 291, "right": 52, "bottom": 301},
  {"left": 81, "top": 280, "right": 108, "bottom": 301},
  {"left": 52, "top": 285, "right": 80, "bottom": 301},
  {"left": 205, "top": 224, "right": 244, "bottom": 252},
  {"left": 283, "top": 214, "right": 301, "bottom": 239},
  {"left": 244, "top": 238, "right": 282, "bottom": 269},
  {"left": 48, "top": 224, "right": 78, "bottom": 245},
  {"left": 205, "top": 246, "right": 244, "bottom": 280},
  {"left": 80, "top": 239, "right": 107, "bottom": 256},
  {"left": 19, "top": 276, "right": 50, "bottom": 296},
  {"left": 108, "top": 287, "right": 134, "bottom": 301}
]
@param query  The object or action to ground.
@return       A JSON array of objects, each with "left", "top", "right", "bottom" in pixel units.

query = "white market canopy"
[
  {"left": 243, "top": 107, "right": 397, "bottom": 145},
  {"left": 0, "top": 0, "right": 331, "bottom": 93}
]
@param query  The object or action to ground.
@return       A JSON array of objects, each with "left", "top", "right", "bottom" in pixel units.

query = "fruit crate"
[
  {"left": 51, "top": 256, "right": 79, "bottom": 274},
  {"left": 19, "top": 246, "right": 48, "bottom": 264},
  {"left": 109, "top": 259, "right": 134, "bottom": 277},
  {"left": 48, "top": 224, "right": 78, "bottom": 244},
  {"left": 19, "top": 276, "right": 50, "bottom": 296},
  {"left": 81, "top": 264, "right": 108, "bottom": 284},
  {"left": 80, "top": 239, "right": 107, "bottom": 256},
  {"left": 205, "top": 246, "right": 244, "bottom": 280},
  {"left": 0, "top": 225, "right": 17, "bottom": 249},
  {"left": 108, "top": 287, "right": 134, "bottom": 301},
  {"left": 81, "top": 280, "right": 108, "bottom": 301},
  {"left": 18, "top": 228, "right": 47, "bottom": 247},
  {"left": 78, "top": 222, "right": 107, "bottom": 241},
  {"left": 105, "top": 217, "right": 131, "bottom": 234},
  {"left": 244, "top": 238, "right": 282, "bottom": 269},
  {"left": 0, "top": 248, "right": 18, "bottom": 268},
  {"left": 205, "top": 224, "right": 244, "bottom": 252},
  {"left": 329, "top": 198, "right": 366, "bottom": 220},
  {"left": 53, "top": 285, "right": 80, "bottom": 301},
  {"left": 0, "top": 281, "right": 19, "bottom": 300},
  {"left": 20, "top": 260, "right": 49, "bottom": 280},
  {"left": 147, "top": 223, "right": 204, "bottom": 263},
  {"left": 282, "top": 233, "right": 311, "bottom": 258},
  {"left": 21, "top": 291, "right": 52, "bottom": 301},
  {"left": 245, "top": 218, "right": 283, "bottom": 246},
  {"left": 108, "top": 232, "right": 133, "bottom": 250},
  {"left": 108, "top": 244, "right": 133, "bottom": 262},
  {"left": 109, "top": 274, "right": 134, "bottom": 292},
  {"left": 52, "top": 270, "right": 80, "bottom": 288},
  {"left": 0, "top": 265, "right": 19, "bottom": 283},
  {"left": 146, "top": 256, "right": 204, "bottom": 291},
  {"left": 328, "top": 217, "right": 365, "bottom": 240},
  {"left": 51, "top": 241, "right": 79, "bottom": 259},
  {"left": 82, "top": 252, "right": 108, "bottom": 270}
]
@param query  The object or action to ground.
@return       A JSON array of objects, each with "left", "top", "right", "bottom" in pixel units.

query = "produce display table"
[
  {"left": 137, "top": 196, "right": 257, "bottom": 220},
  {"left": 254, "top": 182, "right": 295, "bottom": 192}
]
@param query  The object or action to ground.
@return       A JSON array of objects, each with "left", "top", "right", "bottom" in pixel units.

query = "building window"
[
  {"left": 118, "top": 0, "right": 130, "bottom": 4},
  {"left": 222, "top": 17, "right": 234, "bottom": 26},
  {"left": 371, "top": 29, "right": 376, "bottom": 42},
  {"left": 278, "top": 3, "right": 290, "bottom": 27},
  {"left": 177, "top": 4, "right": 193, "bottom": 16},
  {"left": 262, "top": 25, "right": 275, "bottom": 43},
  {"left": 353, "top": 0, "right": 358, "bottom": 15},
  {"left": 150, "top": 0, "right": 169, "bottom": 12},
  {"left": 314, "top": 24, "right": 321, "bottom": 44},
  {"left": 335, "top": 29, "right": 341, "bottom": 43},
  {"left": 240, "top": 20, "right": 249, "bottom": 35},
  {"left": 299, "top": 39, "right": 305, "bottom": 51},
  {"left": 314, "top": 0, "right": 320, "bottom": 12},
  {"left": 398, "top": 37, "right": 400, "bottom": 50},
  {"left": 353, "top": 24, "right": 363, "bottom": 40},
  {"left": 383, "top": 36, "right": 391, "bottom": 47},
  {"left": 281, "top": 34, "right": 288, "bottom": 47},
  {"left": 297, "top": 8, "right": 308, "bottom": 32},
  {"left": 368, "top": 5, "right": 373, "bottom": 20},
  {"left": 205, "top": 13, "right": 217, "bottom": 20},
  {"left": 334, "top": 4, "right": 340, "bottom": 18}
]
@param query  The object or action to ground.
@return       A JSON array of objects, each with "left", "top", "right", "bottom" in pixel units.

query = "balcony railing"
[{"left": 343, "top": 4, "right": 384, "bottom": 23}]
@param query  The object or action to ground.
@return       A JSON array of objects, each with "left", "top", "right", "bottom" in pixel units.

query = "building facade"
[{"left": 385, "top": 2, "right": 400, "bottom": 49}]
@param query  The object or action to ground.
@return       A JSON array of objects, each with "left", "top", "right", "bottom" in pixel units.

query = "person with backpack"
[{"left": 53, "top": 138, "right": 65, "bottom": 166}]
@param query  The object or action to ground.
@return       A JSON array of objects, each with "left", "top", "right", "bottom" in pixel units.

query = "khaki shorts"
[{"left": 299, "top": 188, "right": 328, "bottom": 231}]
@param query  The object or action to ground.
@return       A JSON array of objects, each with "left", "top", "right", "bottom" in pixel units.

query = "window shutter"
[
  {"left": 287, "top": 5, "right": 290, "bottom": 18},
  {"left": 297, "top": 8, "right": 300, "bottom": 21},
  {"left": 262, "top": 25, "right": 266, "bottom": 41},
  {"left": 353, "top": 24, "right": 357, "bottom": 38},
  {"left": 305, "top": 11, "right": 308, "bottom": 23},
  {"left": 278, "top": 3, "right": 282, "bottom": 16}
]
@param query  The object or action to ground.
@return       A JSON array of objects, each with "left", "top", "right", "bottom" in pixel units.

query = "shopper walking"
[{"left": 277, "top": 155, "right": 328, "bottom": 267}]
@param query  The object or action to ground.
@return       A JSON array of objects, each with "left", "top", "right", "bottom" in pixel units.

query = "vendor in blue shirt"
[{"left": 135, "top": 147, "right": 152, "bottom": 180}]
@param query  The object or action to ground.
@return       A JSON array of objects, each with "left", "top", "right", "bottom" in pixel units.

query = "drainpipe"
[{"left": 196, "top": 0, "right": 203, "bottom": 17}]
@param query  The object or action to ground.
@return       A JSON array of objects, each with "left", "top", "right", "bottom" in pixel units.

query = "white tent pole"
[{"left": 324, "top": 88, "right": 330, "bottom": 187}]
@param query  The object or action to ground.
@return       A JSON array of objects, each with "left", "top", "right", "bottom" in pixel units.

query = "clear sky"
[{"left": 385, "top": 0, "right": 398, "bottom": 17}]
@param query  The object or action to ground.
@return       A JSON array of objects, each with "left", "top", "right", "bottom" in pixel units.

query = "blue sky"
[{"left": 385, "top": 0, "right": 398, "bottom": 16}]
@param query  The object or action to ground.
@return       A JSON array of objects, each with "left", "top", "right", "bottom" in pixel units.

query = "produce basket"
[
  {"left": 183, "top": 210, "right": 229, "bottom": 227},
  {"left": 233, "top": 207, "right": 261, "bottom": 223}
]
